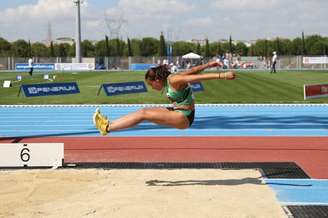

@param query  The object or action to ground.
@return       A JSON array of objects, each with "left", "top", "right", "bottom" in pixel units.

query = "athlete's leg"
[{"left": 109, "top": 107, "right": 190, "bottom": 131}]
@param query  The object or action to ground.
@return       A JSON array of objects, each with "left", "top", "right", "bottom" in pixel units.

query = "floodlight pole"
[{"left": 73, "top": 0, "right": 82, "bottom": 63}]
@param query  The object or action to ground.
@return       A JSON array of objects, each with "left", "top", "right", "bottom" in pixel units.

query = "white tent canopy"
[{"left": 182, "top": 52, "right": 202, "bottom": 59}]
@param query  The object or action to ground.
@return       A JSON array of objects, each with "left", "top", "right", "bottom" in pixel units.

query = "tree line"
[{"left": 0, "top": 32, "right": 328, "bottom": 58}]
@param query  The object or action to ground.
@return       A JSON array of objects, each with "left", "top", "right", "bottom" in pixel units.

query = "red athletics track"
[{"left": 2, "top": 136, "right": 328, "bottom": 179}]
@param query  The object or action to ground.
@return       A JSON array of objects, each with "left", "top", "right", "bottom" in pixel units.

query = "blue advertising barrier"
[
  {"left": 129, "top": 63, "right": 156, "bottom": 71},
  {"left": 190, "top": 82, "right": 204, "bottom": 92},
  {"left": 100, "top": 81, "right": 147, "bottom": 96},
  {"left": 16, "top": 63, "right": 55, "bottom": 71},
  {"left": 19, "top": 82, "right": 80, "bottom": 97}
]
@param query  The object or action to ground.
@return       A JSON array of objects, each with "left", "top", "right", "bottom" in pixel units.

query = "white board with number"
[{"left": 0, "top": 143, "right": 64, "bottom": 168}]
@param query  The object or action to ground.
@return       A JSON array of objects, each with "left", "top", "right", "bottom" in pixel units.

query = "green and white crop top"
[{"left": 165, "top": 79, "right": 194, "bottom": 107}]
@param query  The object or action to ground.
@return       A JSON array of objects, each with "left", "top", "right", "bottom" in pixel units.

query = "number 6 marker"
[{"left": 0, "top": 143, "right": 64, "bottom": 168}]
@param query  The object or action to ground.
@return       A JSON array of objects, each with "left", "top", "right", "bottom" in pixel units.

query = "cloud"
[
  {"left": 0, "top": 0, "right": 77, "bottom": 23},
  {"left": 1, "top": 0, "right": 328, "bottom": 42},
  {"left": 118, "top": 0, "right": 193, "bottom": 15},
  {"left": 0, "top": 0, "right": 90, "bottom": 41},
  {"left": 114, "top": 0, "right": 194, "bottom": 24},
  {"left": 211, "top": 0, "right": 277, "bottom": 10},
  {"left": 101, "top": 0, "right": 195, "bottom": 39},
  {"left": 186, "top": 17, "right": 213, "bottom": 28}
]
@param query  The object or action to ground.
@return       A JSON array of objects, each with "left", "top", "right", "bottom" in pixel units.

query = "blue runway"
[{"left": 1, "top": 104, "right": 328, "bottom": 138}]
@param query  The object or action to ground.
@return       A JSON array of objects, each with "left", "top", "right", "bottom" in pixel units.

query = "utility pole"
[
  {"left": 301, "top": 31, "right": 306, "bottom": 55},
  {"left": 73, "top": 0, "right": 82, "bottom": 63}
]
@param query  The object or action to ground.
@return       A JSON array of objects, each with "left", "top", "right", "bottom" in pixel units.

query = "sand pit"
[{"left": 0, "top": 169, "right": 286, "bottom": 218}]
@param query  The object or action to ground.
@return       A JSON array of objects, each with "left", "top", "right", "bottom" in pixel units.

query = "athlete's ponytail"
[{"left": 145, "top": 65, "right": 171, "bottom": 81}]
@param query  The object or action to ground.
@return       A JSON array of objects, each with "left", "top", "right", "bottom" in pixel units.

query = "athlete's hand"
[
  {"left": 224, "top": 71, "right": 236, "bottom": 80},
  {"left": 207, "top": 59, "right": 223, "bottom": 68}
]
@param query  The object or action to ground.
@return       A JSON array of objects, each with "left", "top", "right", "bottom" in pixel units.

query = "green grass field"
[{"left": 1, "top": 70, "right": 328, "bottom": 104}]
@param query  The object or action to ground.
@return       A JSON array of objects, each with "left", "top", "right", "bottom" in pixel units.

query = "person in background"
[
  {"left": 28, "top": 57, "right": 34, "bottom": 76},
  {"left": 270, "top": 51, "right": 277, "bottom": 73},
  {"left": 170, "top": 63, "right": 178, "bottom": 73},
  {"left": 223, "top": 56, "right": 230, "bottom": 69}
]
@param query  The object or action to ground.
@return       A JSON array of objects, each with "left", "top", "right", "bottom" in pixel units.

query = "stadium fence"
[{"left": 0, "top": 55, "right": 327, "bottom": 71}]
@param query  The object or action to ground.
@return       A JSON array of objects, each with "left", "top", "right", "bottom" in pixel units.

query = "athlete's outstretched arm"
[
  {"left": 169, "top": 71, "right": 235, "bottom": 89},
  {"left": 180, "top": 60, "right": 223, "bottom": 76}
]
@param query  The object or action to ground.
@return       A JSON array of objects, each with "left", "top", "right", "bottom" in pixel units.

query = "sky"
[{"left": 0, "top": 0, "right": 327, "bottom": 42}]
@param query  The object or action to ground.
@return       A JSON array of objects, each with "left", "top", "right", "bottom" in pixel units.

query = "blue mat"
[{"left": 265, "top": 179, "right": 328, "bottom": 205}]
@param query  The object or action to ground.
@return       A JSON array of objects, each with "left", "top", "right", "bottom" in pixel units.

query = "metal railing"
[{"left": 1, "top": 56, "right": 327, "bottom": 71}]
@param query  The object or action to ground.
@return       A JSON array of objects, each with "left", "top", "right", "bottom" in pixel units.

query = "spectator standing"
[
  {"left": 170, "top": 63, "right": 178, "bottom": 73},
  {"left": 270, "top": 51, "right": 277, "bottom": 73},
  {"left": 28, "top": 57, "right": 34, "bottom": 76},
  {"left": 223, "top": 57, "right": 230, "bottom": 69}
]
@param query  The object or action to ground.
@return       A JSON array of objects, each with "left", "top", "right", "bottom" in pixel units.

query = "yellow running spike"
[{"left": 93, "top": 108, "right": 109, "bottom": 136}]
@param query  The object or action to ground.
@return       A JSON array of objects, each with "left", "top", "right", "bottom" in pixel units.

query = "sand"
[{"left": 0, "top": 169, "right": 286, "bottom": 218}]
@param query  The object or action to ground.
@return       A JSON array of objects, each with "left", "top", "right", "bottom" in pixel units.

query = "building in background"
[{"left": 54, "top": 37, "right": 75, "bottom": 46}]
